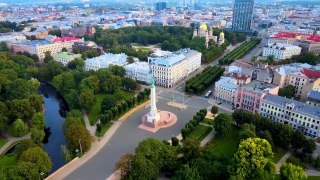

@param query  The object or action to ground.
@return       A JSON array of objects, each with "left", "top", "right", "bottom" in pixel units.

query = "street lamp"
[{"left": 79, "top": 139, "right": 83, "bottom": 154}]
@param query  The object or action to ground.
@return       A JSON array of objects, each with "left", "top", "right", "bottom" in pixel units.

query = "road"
[{"left": 65, "top": 92, "right": 213, "bottom": 180}]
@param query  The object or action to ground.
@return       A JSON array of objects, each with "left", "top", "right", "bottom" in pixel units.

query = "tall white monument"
[{"left": 146, "top": 79, "right": 160, "bottom": 124}]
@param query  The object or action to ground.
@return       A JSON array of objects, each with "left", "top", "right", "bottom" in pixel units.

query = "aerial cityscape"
[{"left": 0, "top": 0, "right": 320, "bottom": 179}]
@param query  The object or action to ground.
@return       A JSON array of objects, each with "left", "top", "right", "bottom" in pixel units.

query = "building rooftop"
[
  {"left": 17, "top": 40, "right": 52, "bottom": 46},
  {"left": 264, "top": 93, "right": 320, "bottom": 119},
  {"left": 124, "top": 61, "right": 151, "bottom": 72},
  {"left": 265, "top": 43, "right": 302, "bottom": 50},
  {"left": 149, "top": 49, "right": 200, "bottom": 67},
  {"left": 53, "top": 36, "right": 82, "bottom": 43},
  {"left": 215, "top": 76, "right": 238, "bottom": 90},
  {"left": 53, "top": 52, "right": 81, "bottom": 60},
  {"left": 241, "top": 80, "right": 278, "bottom": 95},
  {"left": 307, "top": 90, "right": 320, "bottom": 104},
  {"left": 85, "top": 53, "right": 128, "bottom": 68},
  {"left": 271, "top": 32, "right": 320, "bottom": 43}
]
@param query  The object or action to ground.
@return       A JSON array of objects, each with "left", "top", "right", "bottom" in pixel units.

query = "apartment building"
[
  {"left": 149, "top": 49, "right": 201, "bottom": 88},
  {"left": 263, "top": 43, "right": 302, "bottom": 60},
  {"left": 260, "top": 93, "right": 320, "bottom": 138},
  {"left": 84, "top": 53, "right": 128, "bottom": 71},
  {"left": 234, "top": 81, "right": 279, "bottom": 113},
  {"left": 214, "top": 76, "right": 238, "bottom": 105},
  {"left": 124, "top": 61, "right": 152, "bottom": 84}
]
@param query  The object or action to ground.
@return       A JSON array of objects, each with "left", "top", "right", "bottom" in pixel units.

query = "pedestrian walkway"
[
  {"left": 83, "top": 111, "right": 97, "bottom": 136},
  {"left": 0, "top": 133, "right": 30, "bottom": 155},
  {"left": 275, "top": 151, "right": 292, "bottom": 174},
  {"left": 200, "top": 129, "right": 215, "bottom": 147}
]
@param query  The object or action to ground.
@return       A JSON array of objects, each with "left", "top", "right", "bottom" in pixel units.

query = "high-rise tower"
[{"left": 232, "top": 0, "right": 255, "bottom": 33}]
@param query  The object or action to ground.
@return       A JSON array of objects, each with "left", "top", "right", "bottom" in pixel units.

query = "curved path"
[
  {"left": 0, "top": 133, "right": 30, "bottom": 155},
  {"left": 54, "top": 96, "right": 209, "bottom": 180}
]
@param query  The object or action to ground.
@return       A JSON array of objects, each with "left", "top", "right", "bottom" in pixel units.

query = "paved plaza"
[{"left": 66, "top": 97, "right": 200, "bottom": 180}]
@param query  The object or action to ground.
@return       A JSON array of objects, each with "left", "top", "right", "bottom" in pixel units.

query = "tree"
[
  {"left": 302, "top": 139, "right": 316, "bottom": 154},
  {"left": 31, "top": 112, "right": 45, "bottom": 129},
  {"left": 28, "top": 94, "right": 43, "bottom": 112},
  {"left": 16, "top": 139, "right": 37, "bottom": 159},
  {"left": 101, "top": 96, "right": 117, "bottom": 112},
  {"left": 280, "top": 162, "right": 307, "bottom": 180},
  {"left": 122, "top": 77, "right": 138, "bottom": 91},
  {"left": 229, "top": 138, "right": 275, "bottom": 179},
  {"left": 53, "top": 72, "right": 76, "bottom": 95},
  {"left": 43, "top": 51, "right": 53, "bottom": 63},
  {"left": 5, "top": 79, "right": 34, "bottom": 100},
  {"left": 0, "top": 41, "right": 9, "bottom": 52},
  {"left": 182, "top": 138, "right": 201, "bottom": 162},
  {"left": 127, "top": 154, "right": 159, "bottom": 180},
  {"left": 30, "top": 128, "right": 45, "bottom": 144},
  {"left": 62, "top": 47, "right": 68, "bottom": 52},
  {"left": 239, "top": 123, "right": 256, "bottom": 140},
  {"left": 267, "top": 55, "right": 275, "bottom": 63},
  {"left": 211, "top": 105, "right": 218, "bottom": 115},
  {"left": 10, "top": 119, "right": 29, "bottom": 137},
  {"left": 79, "top": 91, "right": 96, "bottom": 112},
  {"left": 15, "top": 162, "right": 41, "bottom": 180},
  {"left": 115, "top": 153, "right": 134, "bottom": 178},
  {"left": 171, "top": 137, "right": 179, "bottom": 146},
  {"left": 0, "top": 102, "right": 8, "bottom": 132},
  {"left": 49, "top": 29, "right": 62, "bottom": 37},
  {"left": 82, "top": 50, "right": 99, "bottom": 59},
  {"left": 279, "top": 85, "right": 295, "bottom": 98},
  {"left": 172, "top": 165, "right": 201, "bottom": 180},
  {"left": 181, "top": 128, "right": 190, "bottom": 139},
  {"left": 127, "top": 56, "right": 134, "bottom": 63},
  {"left": 291, "top": 131, "right": 307, "bottom": 151},
  {"left": 64, "top": 123, "right": 91, "bottom": 152},
  {"left": 19, "top": 147, "right": 52, "bottom": 173},
  {"left": 213, "top": 113, "right": 233, "bottom": 137},
  {"left": 277, "top": 124, "right": 294, "bottom": 149},
  {"left": 110, "top": 65, "right": 126, "bottom": 77}
]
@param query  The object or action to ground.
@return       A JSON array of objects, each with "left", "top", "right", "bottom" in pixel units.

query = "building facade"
[
  {"left": 263, "top": 43, "right": 302, "bottom": 60},
  {"left": 124, "top": 61, "right": 152, "bottom": 84},
  {"left": 232, "top": 0, "right": 255, "bottom": 33},
  {"left": 84, "top": 53, "right": 128, "bottom": 71},
  {"left": 234, "top": 81, "right": 279, "bottom": 113},
  {"left": 149, "top": 49, "right": 201, "bottom": 88},
  {"left": 214, "top": 76, "right": 238, "bottom": 105},
  {"left": 260, "top": 94, "right": 320, "bottom": 138}
]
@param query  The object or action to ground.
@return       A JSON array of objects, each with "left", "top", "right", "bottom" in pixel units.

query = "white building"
[
  {"left": 262, "top": 43, "right": 302, "bottom": 60},
  {"left": 260, "top": 93, "right": 320, "bottom": 138},
  {"left": 52, "top": 52, "right": 81, "bottom": 66},
  {"left": 149, "top": 49, "right": 201, "bottom": 88},
  {"left": 124, "top": 61, "right": 152, "bottom": 84},
  {"left": 214, "top": 76, "right": 238, "bottom": 105},
  {"left": 84, "top": 53, "right": 128, "bottom": 71},
  {"left": 0, "top": 33, "right": 26, "bottom": 43}
]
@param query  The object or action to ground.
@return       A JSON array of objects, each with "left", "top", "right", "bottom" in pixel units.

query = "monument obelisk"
[{"left": 146, "top": 79, "right": 160, "bottom": 125}]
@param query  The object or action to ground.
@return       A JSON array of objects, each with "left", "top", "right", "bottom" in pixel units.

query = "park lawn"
[
  {"left": 207, "top": 127, "right": 240, "bottom": 158},
  {"left": 0, "top": 153, "right": 17, "bottom": 166},
  {"left": 189, "top": 125, "right": 213, "bottom": 141},
  {"left": 0, "top": 137, "right": 8, "bottom": 149},
  {"left": 95, "top": 122, "right": 113, "bottom": 137},
  {"left": 272, "top": 147, "right": 287, "bottom": 163},
  {"left": 202, "top": 118, "right": 213, "bottom": 125},
  {"left": 88, "top": 90, "right": 134, "bottom": 125}
]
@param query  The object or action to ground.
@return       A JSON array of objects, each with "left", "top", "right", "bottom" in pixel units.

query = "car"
[
  {"left": 217, "top": 101, "right": 222, "bottom": 105},
  {"left": 205, "top": 91, "right": 212, "bottom": 98}
]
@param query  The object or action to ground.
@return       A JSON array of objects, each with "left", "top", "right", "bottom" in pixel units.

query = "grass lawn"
[
  {"left": 207, "top": 127, "right": 240, "bottom": 158},
  {"left": 189, "top": 125, "right": 213, "bottom": 141},
  {"left": 88, "top": 90, "right": 134, "bottom": 125},
  {"left": 95, "top": 122, "right": 113, "bottom": 137},
  {"left": 202, "top": 118, "right": 213, "bottom": 125},
  {"left": 0, "top": 153, "right": 17, "bottom": 166},
  {"left": 272, "top": 147, "right": 287, "bottom": 163},
  {"left": 0, "top": 137, "right": 8, "bottom": 149}
]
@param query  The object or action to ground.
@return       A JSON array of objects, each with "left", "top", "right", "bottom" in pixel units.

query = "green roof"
[{"left": 53, "top": 52, "right": 81, "bottom": 61}]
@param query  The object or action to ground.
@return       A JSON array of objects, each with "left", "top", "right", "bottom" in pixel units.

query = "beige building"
[
  {"left": 263, "top": 43, "right": 302, "bottom": 60},
  {"left": 214, "top": 76, "right": 238, "bottom": 105},
  {"left": 149, "top": 49, "right": 201, "bottom": 88}
]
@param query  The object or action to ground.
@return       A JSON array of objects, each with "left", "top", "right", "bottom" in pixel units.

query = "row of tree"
[
  {"left": 99, "top": 88, "right": 151, "bottom": 124},
  {"left": 219, "top": 38, "right": 261, "bottom": 65},
  {"left": 185, "top": 66, "right": 225, "bottom": 94},
  {"left": 181, "top": 109, "right": 207, "bottom": 139},
  {"left": 232, "top": 109, "right": 316, "bottom": 154}
]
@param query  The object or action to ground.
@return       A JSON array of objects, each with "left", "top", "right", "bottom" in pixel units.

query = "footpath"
[
  {"left": 46, "top": 100, "right": 150, "bottom": 180},
  {"left": 0, "top": 133, "right": 30, "bottom": 155}
]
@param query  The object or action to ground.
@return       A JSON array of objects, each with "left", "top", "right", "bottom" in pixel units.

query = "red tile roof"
[
  {"left": 302, "top": 68, "right": 320, "bottom": 79},
  {"left": 53, "top": 36, "right": 82, "bottom": 43},
  {"left": 272, "top": 32, "right": 320, "bottom": 43}
]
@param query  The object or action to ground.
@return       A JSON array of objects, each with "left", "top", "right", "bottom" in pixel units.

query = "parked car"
[{"left": 205, "top": 90, "right": 212, "bottom": 98}]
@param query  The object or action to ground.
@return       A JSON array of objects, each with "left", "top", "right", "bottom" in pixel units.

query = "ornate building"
[{"left": 192, "top": 23, "right": 225, "bottom": 47}]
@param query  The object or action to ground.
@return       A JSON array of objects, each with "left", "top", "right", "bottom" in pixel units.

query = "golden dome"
[
  {"left": 199, "top": 23, "right": 207, "bottom": 30},
  {"left": 220, "top": 31, "right": 224, "bottom": 35}
]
